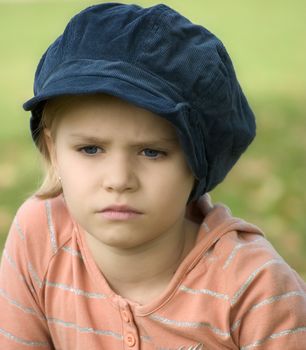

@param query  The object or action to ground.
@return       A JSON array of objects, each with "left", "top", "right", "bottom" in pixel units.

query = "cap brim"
[{"left": 23, "top": 59, "right": 182, "bottom": 114}]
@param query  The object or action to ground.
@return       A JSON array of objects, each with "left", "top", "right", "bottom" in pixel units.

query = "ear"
[{"left": 43, "top": 129, "right": 58, "bottom": 170}]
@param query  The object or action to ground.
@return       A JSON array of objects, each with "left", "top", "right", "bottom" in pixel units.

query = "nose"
[{"left": 102, "top": 153, "right": 138, "bottom": 193}]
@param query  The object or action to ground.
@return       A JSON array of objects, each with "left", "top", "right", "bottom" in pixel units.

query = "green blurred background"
[{"left": 0, "top": 0, "right": 305, "bottom": 279}]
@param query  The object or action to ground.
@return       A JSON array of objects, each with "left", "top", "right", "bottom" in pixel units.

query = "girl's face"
[{"left": 46, "top": 96, "right": 195, "bottom": 250}]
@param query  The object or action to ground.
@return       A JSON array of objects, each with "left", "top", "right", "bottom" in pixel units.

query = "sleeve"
[
  {"left": 229, "top": 238, "right": 306, "bottom": 350},
  {"left": 0, "top": 209, "right": 54, "bottom": 349}
]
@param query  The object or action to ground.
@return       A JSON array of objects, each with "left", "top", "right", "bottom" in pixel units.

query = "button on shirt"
[{"left": 118, "top": 300, "right": 139, "bottom": 349}]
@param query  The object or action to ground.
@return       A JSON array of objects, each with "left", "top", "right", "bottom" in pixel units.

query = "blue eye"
[
  {"left": 142, "top": 148, "right": 165, "bottom": 159},
  {"left": 80, "top": 146, "right": 101, "bottom": 155}
]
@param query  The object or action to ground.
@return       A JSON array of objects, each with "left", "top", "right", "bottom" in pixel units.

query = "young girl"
[{"left": 1, "top": 3, "right": 305, "bottom": 349}]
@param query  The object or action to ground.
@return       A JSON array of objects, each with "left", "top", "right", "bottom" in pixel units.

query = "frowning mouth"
[{"left": 98, "top": 204, "right": 143, "bottom": 220}]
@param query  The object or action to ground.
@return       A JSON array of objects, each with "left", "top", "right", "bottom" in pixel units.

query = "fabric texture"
[
  {"left": 23, "top": 3, "right": 256, "bottom": 199},
  {"left": 1, "top": 195, "right": 306, "bottom": 349}
]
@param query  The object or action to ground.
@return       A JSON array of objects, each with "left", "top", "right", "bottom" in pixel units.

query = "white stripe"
[
  {"left": 240, "top": 327, "right": 306, "bottom": 349},
  {"left": 27, "top": 262, "right": 106, "bottom": 299},
  {"left": 45, "top": 201, "right": 58, "bottom": 253},
  {"left": 180, "top": 285, "right": 229, "bottom": 301},
  {"left": 28, "top": 262, "right": 43, "bottom": 288},
  {"left": 250, "top": 290, "right": 306, "bottom": 311},
  {"left": 14, "top": 217, "right": 25, "bottom": 240},
  {"left": 231, "top": 319, "right": 241, "bottom": 332},
  {"left": 158, "top": 344, "right": 204, "bottom": 350},
  {"left": 47, "top": 317, "right": 123, "bottom": 340},
  {"left": 61, "top": 246, "right": 83, "bottom": 259},
  {"left": 140, "top": 335, "right": 152, "bottom": 343},
  {"left": 0, "top": 288, "right": 39, "bottom": 316},
  {"left": 3, "top": 249, "right": 35, "bottom": 292},
  {"left": 231, "top": 259, "right": 284, "bottom": 305},
  {"left": 223, "top": 239, "right": 261, "bottom": 270},
  {"left": 231, "top": 291, "right": 306, "bottom": 333},
  {"left": 202, "top": 223, "right": 210, "bottom": 232},
  {"left": 45, "top": 280, "right": 106, "bottom": 299},
  {"left": 150, "top": 314, "right": 230, "bottom": 337},
  {"left": 202, "top": 248, "right": 213, "bottom": 259},
  {"left": 0, "top": 327, "right": 49, "bottom": 347},
  {"left": 3, "top": 249, "right": 25, "bottom": 282},
  {"left": 3, "top": 249, "right": 17, "bottom": 270}
]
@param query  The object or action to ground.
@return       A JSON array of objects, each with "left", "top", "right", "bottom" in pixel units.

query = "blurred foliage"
[{"left": 0, "top": 1, "right": 305, "bottom": 280}]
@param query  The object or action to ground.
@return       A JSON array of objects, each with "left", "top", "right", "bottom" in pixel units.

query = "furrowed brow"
[
  {"left": 133, "top": 137, "right": 178, "bottom": 146},
  {"left": 69, "top": 134, "right": 109, "bottom": 144},
  {"left": 69, "top": 133, "right": 178, "bottom": 146}
]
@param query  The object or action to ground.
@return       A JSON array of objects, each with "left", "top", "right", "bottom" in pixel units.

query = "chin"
[{"left": 92, "top": 229, "right": 145, "bottom": 250}]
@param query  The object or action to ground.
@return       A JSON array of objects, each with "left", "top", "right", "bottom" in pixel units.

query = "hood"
[{"left": 186, "top": 194, "right": 264, "bottom": 247}]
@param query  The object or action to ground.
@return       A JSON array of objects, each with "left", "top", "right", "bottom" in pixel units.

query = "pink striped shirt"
[{"left": 0, "top": 195, "right": 305, "bottom": 349}]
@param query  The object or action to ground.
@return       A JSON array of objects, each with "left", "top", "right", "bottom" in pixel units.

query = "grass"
[{"left": 0, "top": 0, "right": 305, "bottom": 279}]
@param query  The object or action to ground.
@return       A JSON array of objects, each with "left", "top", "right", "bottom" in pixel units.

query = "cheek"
[
  {"left": 56, "top": 154, "right": 94, "bottom": 193},
  {"left": 148, "top": 161, "right": 194, "bottom": 201},
  {"left": 56, "top": 149, "right": 87, "bottom": 177},
  {"left": 173, "top": 158, "right": 195, "bottom": 190}
]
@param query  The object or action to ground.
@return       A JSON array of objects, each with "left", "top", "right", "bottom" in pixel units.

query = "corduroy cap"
[{"left": 23, "top": 3, "right": 256, "bottom": 201}]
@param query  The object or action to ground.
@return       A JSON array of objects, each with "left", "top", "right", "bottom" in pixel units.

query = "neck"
[{"left": 85, "top": 218, "right": 199, "bottom": 304}]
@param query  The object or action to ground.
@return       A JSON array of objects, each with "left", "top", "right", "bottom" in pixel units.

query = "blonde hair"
[
  {"left": 35, "top": 93, "right": 121, "bottom": 199},
  {"left": 35, "top": 97, "right": 68, "bottom": 199}
]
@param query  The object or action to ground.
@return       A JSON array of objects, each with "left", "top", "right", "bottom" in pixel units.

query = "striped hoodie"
[{"left": 0, "top": 194, "right": 305, "bottom": 349}]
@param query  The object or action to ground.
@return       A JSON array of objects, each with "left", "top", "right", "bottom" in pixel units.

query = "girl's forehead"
[{"left": 54, "top": 95, "right": 177, "bottom": 138}]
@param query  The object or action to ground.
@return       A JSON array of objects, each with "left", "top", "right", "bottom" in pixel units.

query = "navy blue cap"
[{"left": 23, "top": 3, "right": 256, "bottom": 200}]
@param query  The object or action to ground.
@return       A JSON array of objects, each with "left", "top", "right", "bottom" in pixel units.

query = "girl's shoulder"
[
  {"left": 1, "top": 195, "right": 77, "bottom": 300},
  {"left": 14, "top": 194, "right": 74, "bottom": 257}
]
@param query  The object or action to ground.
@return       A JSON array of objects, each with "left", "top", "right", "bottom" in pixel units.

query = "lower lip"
[{"left": 100, "top": 210, "right": 142, "bottom": 220}]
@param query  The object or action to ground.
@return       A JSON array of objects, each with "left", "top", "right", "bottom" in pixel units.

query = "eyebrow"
[{"left": 68, "top": 133, "right": 179, "bottom": 146}]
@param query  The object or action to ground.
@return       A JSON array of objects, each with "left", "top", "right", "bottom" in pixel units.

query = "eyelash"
[
  {"left": 77, "top": 146, "right": 167, "bottom": 160},
  {"left": 141, "top": 148, "right": 167, "bottom": 159},
  {"left": 79, "top": 145, "right": 102, "bottom": 155}
]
